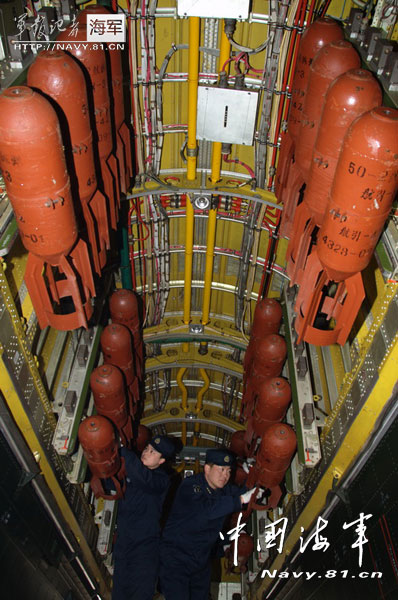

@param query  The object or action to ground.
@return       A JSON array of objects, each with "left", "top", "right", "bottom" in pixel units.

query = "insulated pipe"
[
  {"left": 201, "top": 200, "right": 217, "bottom": 329},
  {"left": 193, "top": 368, "right": 210, "bottom": 446},
  {"left": 196, "top": 368, "right": 209, "bottom": 413},
  {"left": 179, "top": 192, "right": 195, "bottom": 442},
  {"left": 187, "top": 17, "right": 200, "bottom": 181},
  {"left": 183, "top": 194, "right": 194, "bottom": 326}
]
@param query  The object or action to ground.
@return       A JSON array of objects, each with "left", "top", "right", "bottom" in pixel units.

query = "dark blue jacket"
[
  {"left": 160, "top": 472, "right": 242, "bottom": 571},
  {"left": 115, "top": 447, "right": 170, "bottom": 551}
]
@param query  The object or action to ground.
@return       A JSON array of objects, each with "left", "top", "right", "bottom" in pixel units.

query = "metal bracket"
[
  {"left": 193, "top": 193, "right": 211, "bottom": 210},
  {"left": 210, "top": 194, "right": 220, "bottom": 210},
  {"left": 186, "top": 146, "right": 198, "bottom": 157},
  {"left": 189, "top": 323, "right": 204, "bottom": 335},
  {"left": 17, "top": 469, "right": 37, "bottom": 488}
]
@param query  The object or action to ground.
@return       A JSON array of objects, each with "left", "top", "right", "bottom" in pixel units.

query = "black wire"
[
  {"left": 262, "top": 218, "right": 281, "bottom": 298},
  {"left": 320, "top": 0, "right": 332, "bottom": 18}
]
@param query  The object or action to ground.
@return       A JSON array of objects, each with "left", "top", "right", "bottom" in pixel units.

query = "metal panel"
[
  {"left": 177, "top": 0, "right": 249, "bottom": 19},
  {"left": 282, "top": 286, "right": 322, "bottom": 468},
  {"left": 52, "top": 327, "right": 101, "bottom": 456},
  {"left": 197, "top": 86, "right": 259, "bottom": 145},
  {"left": 96, "top": 498, "right": 118, "bottom": 557},
  {"left": 382, "top": 294, "right": 398, "bottom": 341}
]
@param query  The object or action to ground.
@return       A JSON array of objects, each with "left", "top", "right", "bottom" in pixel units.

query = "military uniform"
[
  {"left": 112, "top": 437, "right": 174, "bottom": 600},
  {"left": 159, "top": 450, "right": 243, "bottom": 600}
]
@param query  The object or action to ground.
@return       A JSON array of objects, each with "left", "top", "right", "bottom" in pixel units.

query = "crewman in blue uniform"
[
  {"left": 159, "top": 448, "right": 258, "bottom": 600},
  {"left": 112, "top": 435, "right": 175, "bottom": 600}
]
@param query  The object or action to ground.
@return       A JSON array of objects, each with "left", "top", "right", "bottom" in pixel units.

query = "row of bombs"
[
  {"left": 220, "top": 300, "right": 298, "bottom": 573},
  {"left": 78, "top": 288, "right": 147, "bottom": 500},
  {"left": 231, "top": 299, "right": 297, "bottom": 513},
  {"left": 0, "top": 5, "right": 131, "bottom": 331},
  {"left": 208, "top": 300, "right": 297, "bottom": 574},
  {"left": 275, "top": 17, "right": 398, "bottom": 346}
]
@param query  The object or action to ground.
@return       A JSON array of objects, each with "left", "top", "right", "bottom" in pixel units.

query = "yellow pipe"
[
  {"left": 210, "top": 26, "right": 231, "bottom": 184},
  {"left": 179, "top": 193, "right": 194, "bottom": 442},
  {"left": 177, "top": 367, "right": 188, "bottom": 410},
  {"left": 196, "top": 368, "right": 210, "bottom": 412},
  {"left": 181, "top": 420, "right": 187, "bottom": 445},
  {"left": 201, "top": 205, "right": 217, "bottom": 327},
  {"left": 187, "top": 17, "right": 200, "bottom": 181},
  {"left": 193, "top": 368, "right": 210, "bottom": 446},
  {"left": 181, "top": 15, "right": 199, "bottom": 439},
  {"left": 210, "top": 142, "right": 223, "bottom": 184},
  {"left": 183, "top": 194, "right": 194, "bottom": 325},
  {"left": 177, "top": 367, "right": 188, "bottom": 411}
]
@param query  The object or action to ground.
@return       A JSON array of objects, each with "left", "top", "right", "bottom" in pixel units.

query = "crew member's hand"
[
  {"left": 256, "top": 488, "right": 268, "bottom": 505},
  {"left": 240, "top": 487, "right": 259, "bottom": 504}
]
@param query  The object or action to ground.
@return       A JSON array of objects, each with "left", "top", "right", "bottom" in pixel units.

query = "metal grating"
[{"left": 0, "top": 290, "right": 99, "bottom": 556}]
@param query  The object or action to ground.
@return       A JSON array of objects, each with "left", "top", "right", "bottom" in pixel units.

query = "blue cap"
[
  {"left": 149, "top": 436, "right": 175, "bottom": 459},
  {"left": 205, "top": 448, "right": 235, "bottom": 466}
]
